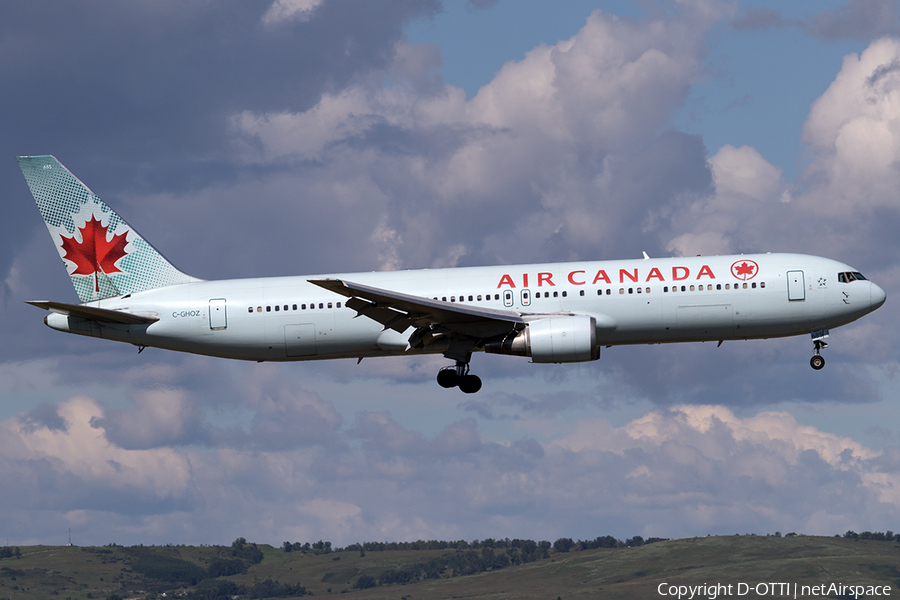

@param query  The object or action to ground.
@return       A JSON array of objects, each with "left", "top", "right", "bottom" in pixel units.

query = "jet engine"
[{"left": 484, "top": 315, "right": 599, "bottom": 363}]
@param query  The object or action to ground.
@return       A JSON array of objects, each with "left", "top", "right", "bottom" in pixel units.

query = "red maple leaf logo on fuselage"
[
  {"left": 730, "top": 259, "right": 759, "bottom": 281},
  {"left": 60, "top": 215, "right": 129, "bottom": 292}
]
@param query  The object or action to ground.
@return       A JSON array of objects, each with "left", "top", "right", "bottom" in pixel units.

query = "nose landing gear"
[
  {"left": 810, "top": 329, "right": 828, "bottom": 370},
  {"left": 437, "top": 360, "right": 482, "bottom": 393}
]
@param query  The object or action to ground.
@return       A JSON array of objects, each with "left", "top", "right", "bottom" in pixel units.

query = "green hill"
[{"left": 1, "top": 535, "right": 899, "bottom": 599}]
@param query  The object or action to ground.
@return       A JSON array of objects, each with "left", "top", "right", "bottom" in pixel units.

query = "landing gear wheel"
[
  {"left": 458, "top": 374, "right": 482, "bottom": 394},
  {"left": 810, "top": 355, "right": 825, "bottom": 370},
  {"left": 437, "top": 368, "right": 458, "bottom": 388},
  {"left": 436, "top": 357, "right": 482, "bottom": 393}
]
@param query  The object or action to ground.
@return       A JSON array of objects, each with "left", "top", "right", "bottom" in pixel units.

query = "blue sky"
[{"left": 2, "top": 0, "right": 900, "bottom": 548}]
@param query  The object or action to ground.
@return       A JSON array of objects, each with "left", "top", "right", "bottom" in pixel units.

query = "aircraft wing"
[
  {"left": 308, "top": 278, "right": 524, "bottom": 334},
  {"left": 26, "top": 300, "right": 160, "bottom": 324}
]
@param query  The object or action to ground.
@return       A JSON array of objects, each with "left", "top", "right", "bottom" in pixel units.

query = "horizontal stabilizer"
[{"left": 25, "top": 300, "right": 159, "bottom": 324}]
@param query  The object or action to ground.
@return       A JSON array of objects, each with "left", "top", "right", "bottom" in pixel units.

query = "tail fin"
[{"left": 17, "top": 155, "right": 199, "bottom": 303}]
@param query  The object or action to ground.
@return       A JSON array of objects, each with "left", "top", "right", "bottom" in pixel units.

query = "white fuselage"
[{"left": 45, "top": 253, "right": 885, "bottom": 362}]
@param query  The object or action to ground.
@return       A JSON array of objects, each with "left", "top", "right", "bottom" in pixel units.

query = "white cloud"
[
  {"left": 709, "top": 145, "right": 787, "bottom": 204},
  {"left": 227, "top": 7, "right": 720, "bottom": 270},
  {"left": 261, "top": 0, "right": 323, "bottom": 25},
  {"left": 2, "top": 397, "right": 192, "bottom": 498},
  {"left": 4, "top": 396, "right": 899, "bottom": 545},
  {"left": 664, "top": 144, "right": 789, "bottom": 256},
  {"left": 98, "top": 389, "right": 205, "bottom": 449},
  {"left": 801, "top": 37, "right": 900, "bottom": 215}
]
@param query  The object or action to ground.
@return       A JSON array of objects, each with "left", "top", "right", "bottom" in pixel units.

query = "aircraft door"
[
  {"left": 787, "top": 271, "right": 805, "bottom": 301},
  {"left": 503, "top": 290, "right": 514, "bottom": 307},
  {"left": 285, "top": 323, "right": 317, "bottom": 357},
  {"left": 521, "top": 289, "right": 531, "bottom": 307},
  {"left": 209, "top": 298, "right": 227, "bottom": 329}
]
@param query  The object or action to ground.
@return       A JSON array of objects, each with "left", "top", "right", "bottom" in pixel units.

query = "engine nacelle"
[{"left": 484, "top": 315, "right": 599, "bottom": 363}]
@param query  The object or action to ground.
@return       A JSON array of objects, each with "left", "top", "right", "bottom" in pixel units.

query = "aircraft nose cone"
[{"left": 871, "top": 282, "right": 886, "bottom": 309}]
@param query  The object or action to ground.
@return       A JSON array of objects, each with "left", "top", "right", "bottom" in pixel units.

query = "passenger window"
[
  {"left": 337, "top": 302, "right": 341, "bottom": 308},
  {"left": 266, "top": 306, "right": 271, "bottom": 312},
  {"left": 302, "top": 304, "right": 306, "bottom": 310},
  {"left": 742, "top": 283, "right": 748, "bottom": 289},
  {"left": 442, "top": 297, "right": 447, "bottom": 302},
  {"left": 725, "top": 284, "right": 730, "bottom": 290},
  {"left": 477, "top": 295, "right": 482, "bottom": 301},
  {"left": 275, "top": 305, "right": 279, "bottom": 311},
  {"left": 292, "top": 304, "right": 297, "bottom": 310},
  {"left": 636, "top": 287, "right": 642, "bottom": 294},
  {"left": 664, "top": 286, "right": 669, "bottom": 292},
  {"left": 494, "top": 294, "right": 500, "bottom": 300},
  {"left": 248, "top": 307, "right": 253, "bottom": 313},
  {"left": 751, "top": 282, "right": 756, "bottom": 289},
  {"left": 606, "top": 289, "right": 611, "bottom": 295},
  {"left": 318, "top": 303, "right": 324, "bottom": 309},
  {"left": 628, "top": 288, "right": 633, "bottom": 294},
  {"left": 562, "top": 291, "right": 567, "bottom": 297},
  {"left": 716, "top": 284, "right": 721, "bottom": 290},
  {"left": 681, "top": 286, "right": 686, "bottom": 292},
  {"left": 468, "top": 295, "right": 473, "bottom": 302},
  {"left": 553, "top": 291, "right": 558, "bottom": 298},
  {"left": 257, "top": 306, "right": 262, "bottom": 312},
  {"left": 760, "top": 282, "right": 766, "bottom": 288},
  {"left": 645, "top": 287, "right": 650, "bottom": 294},
  {"left": 580, "top": 290, "right": 585, "bottom": 297},
  {"left": 619, "top": 288, "right": 625, "bottom": 295}
]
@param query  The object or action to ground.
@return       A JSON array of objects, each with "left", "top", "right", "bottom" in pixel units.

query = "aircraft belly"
[{"left": 675, "top": 304, "right": 734, "bottom": 337}]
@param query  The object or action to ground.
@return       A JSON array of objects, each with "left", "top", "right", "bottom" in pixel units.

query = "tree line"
[
  {"left": 283, "top": 534, "right": 669, "bottom": 556},
  {"left": 842, "top": 530, "right": 900, "bottom": 541},
  {"left": 280, "top": 534, "right": 672, "bottom": 590}
]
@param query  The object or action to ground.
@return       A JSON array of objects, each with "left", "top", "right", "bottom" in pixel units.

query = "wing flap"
[
  {"left": 345, "top": 297, "right": 417, "bottom": 332},
  {"left": 26, "top": 300, "right": 159, "bottom": 324}
]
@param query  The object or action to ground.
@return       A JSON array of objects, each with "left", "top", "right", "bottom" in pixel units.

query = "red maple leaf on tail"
[{"left": 60, "top": 215, "right": 129, "bottom": 292}]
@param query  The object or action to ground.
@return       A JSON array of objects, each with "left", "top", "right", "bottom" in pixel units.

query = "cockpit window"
[{"left": 839, "top": 271, "right": 868, "bottom": 283}]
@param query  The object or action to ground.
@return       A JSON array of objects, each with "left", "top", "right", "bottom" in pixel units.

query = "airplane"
[{"left": 18, "top": 155, "right": 886, "bottom": 393}]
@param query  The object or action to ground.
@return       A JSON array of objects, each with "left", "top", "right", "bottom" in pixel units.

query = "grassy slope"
[{"left": 0, "top": 536, "right": 899, "bottom": 599}]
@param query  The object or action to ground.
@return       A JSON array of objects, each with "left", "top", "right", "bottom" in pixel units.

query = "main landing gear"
[
  {"left": 810, "top": 329, "right": 828, "bottom": 370},
  {"left": 437, "top": 361, "right": 482, "bottom": 394}
]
